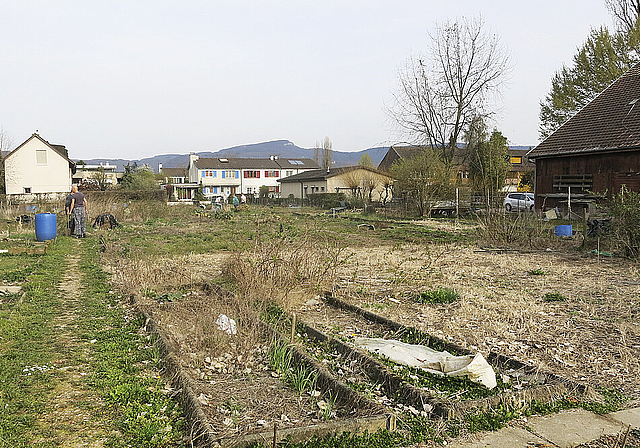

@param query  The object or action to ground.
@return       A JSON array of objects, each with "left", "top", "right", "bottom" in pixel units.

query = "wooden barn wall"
[{"left": 534, "top": 150, "right": 640, "bottom": 209}]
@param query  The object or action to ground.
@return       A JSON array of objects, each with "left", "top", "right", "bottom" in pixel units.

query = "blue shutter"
[
  {"left": 222, "top": 171, "right": 226, "bottom": 179},
  {"left": 213, "top": 171, "right": 217, "bottom": 178},
  {"left": 213, "top": 187, "right": 218, "bottom": 194},
  {"left": 201, "top": 170, "right": 205, "bottom": 178},
  {"left": 235, "top": 171, "right": 239, "bottom": 178}
]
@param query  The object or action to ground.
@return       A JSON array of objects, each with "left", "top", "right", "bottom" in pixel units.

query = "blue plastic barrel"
[
  {"left": 554, "top": 224, "right": 572, "bottom": 237},
  {"left": 35, "top": 213, "right": 57, "bottom": 241}
]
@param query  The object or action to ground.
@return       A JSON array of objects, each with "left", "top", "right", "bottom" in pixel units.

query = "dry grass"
[{"left": 334, "top": 243, "right": 640, "bottom": 400}]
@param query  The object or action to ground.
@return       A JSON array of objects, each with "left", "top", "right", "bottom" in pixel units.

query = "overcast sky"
[{"left": 0, "top": 1, "right": 614, "bottom": 159}]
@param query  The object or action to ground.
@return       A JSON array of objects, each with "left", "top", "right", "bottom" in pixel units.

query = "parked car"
[{"left": 503, "top": 192, "right": 534, "bottom": 211}]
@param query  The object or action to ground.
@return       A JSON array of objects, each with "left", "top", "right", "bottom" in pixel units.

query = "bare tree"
[
  {"left": 321, "top": 137, "right": 333, "bottom": 170},
  {"left": 0, "top": 128, "right": 14, "bottom": 194},
  {"left": 606, "top": 0, "right": 640, "bottom": 33},
  {"left": 389, "top": 17, "right": 510, "bottom": 166},
  {"left": 313, "top": 141, "right": 320, "bottom": 165}
]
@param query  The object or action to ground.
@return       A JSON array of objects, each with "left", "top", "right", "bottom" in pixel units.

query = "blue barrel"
[
  {"left": 35, "top": 213, "right": 57, "bottom": 241},
  {"left": 554, "top": 224, "right": 572, "bottom": 237}
]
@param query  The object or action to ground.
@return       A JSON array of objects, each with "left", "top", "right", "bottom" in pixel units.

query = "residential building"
[
  {"left": 72, "top": 162, "right": 121, "bottom": 187},
  {"left": 378, "top": 144, "right": 534, "bottom": 190},
  {"left": 187, "top": 154, "right": 318, "bottom": 199},
  {"left": 278, "top": 166, "right": 394, "bottom": 201},
  {"left": 3, "top": 133, "right": 76, "bottom": 197},
  {"left": 158, "top": 166, "right": 197, "bottom": 201}
]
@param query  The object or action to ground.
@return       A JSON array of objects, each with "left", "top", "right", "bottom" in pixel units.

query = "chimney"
[
  {"left": 158, "top": 163, "right": 163, "bottom": 173},
  {"left": 189, "top": 153, "right": 199, "bottom": 168}
]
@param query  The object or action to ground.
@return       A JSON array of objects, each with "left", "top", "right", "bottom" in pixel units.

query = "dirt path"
[{"left": 32, "top": 248, "right": 118, "bottom": 447}]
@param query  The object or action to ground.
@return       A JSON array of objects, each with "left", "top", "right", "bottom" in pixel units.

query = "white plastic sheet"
[
  {"left": 216, "top": 314, "right": 237, "bottom": 335},
  {"left": 354, "top": 337, "right": 496, "bottom": 389}
]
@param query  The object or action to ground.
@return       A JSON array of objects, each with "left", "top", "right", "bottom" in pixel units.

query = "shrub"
[{"left": 608, "top": 186, "right": 640, "bottom": 258}]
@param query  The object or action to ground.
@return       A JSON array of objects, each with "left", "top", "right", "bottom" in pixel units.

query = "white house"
[
  {"left": 73, "top": 162, "right": 121, "bottom": 187},
  {"left": 187, "top": 154, "right": 318, "bottom": 199},
  {"left": 3, "top": 133, "right": 76, "bottom": 196}
]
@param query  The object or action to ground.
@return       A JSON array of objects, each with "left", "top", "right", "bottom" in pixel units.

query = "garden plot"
[
  {"left": 292, "top": 294, "right": 584, "bottom": 420},
  {"left": 331, "top": 243, "right": 640, "bottom": 400},
  {"left": 132, "top": 287, "right": 390, "bottom": 446}
]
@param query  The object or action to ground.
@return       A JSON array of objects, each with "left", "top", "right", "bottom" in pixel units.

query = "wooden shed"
[{"left": 527, "top": 63, "right": 640, "bottom": 213}]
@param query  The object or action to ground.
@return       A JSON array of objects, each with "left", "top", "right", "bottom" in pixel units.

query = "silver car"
[{"left": 503, "top": 192, "right": 534, "bottom": 211}]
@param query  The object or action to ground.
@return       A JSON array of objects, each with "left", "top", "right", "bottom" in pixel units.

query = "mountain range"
[
  {"left": 76, "top": 140, "right": 534, "bottom": 172},
  {"left": 79, "top": 140, "right": 390, "bottom": 173}
]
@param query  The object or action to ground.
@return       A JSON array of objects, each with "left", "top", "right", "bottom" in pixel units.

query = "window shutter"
[
  {"left": 222, "top": 171, "right": 225, "bottom": 179},
  {"left": 235, "top": 171, "right": 239, "bottom": 178},
  {"left": 244, "top": 171, "right": 248, "bottom": 178},
  {"left": 201, "top": 171, "right": 205, "bottom": 178},
  {"left": 275, "top": 171, "right": 279, "bottom": 177},
  {"left": 257, "top": 171, "right": 260, "bottom": 178}
]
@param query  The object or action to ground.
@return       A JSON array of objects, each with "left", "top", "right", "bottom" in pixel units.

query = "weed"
[
  {"left": 1, "top": 264, "right": 35, "bottom": 283},
  {"left": 543, "top": 292, "right": 568, "bottom": 302},
  {"left": 466, "top": 405, "right": 518, "bottom": 432},
  {"left": 528, "top": 268, "right": 547, "bottom": 276},
  {"left": 414, "top": 287, "right": 459, "bottom": 305},
  {"left": 319, "top": 392, "right": 337, "bottom": 420},
  {"left": 268, "top": 341, "right": 292, "bottom": 376},
  {"left": 291, "top": 366, "right": 318, "bottom": 395}
]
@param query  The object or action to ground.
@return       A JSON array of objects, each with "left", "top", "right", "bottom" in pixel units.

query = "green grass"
[
  {"left": 0, "top": 239, "right": 69, "bottom": 446},
  {"left": 414, "top": 287, "right": 460, "bottom": 305},
  {"left": 79, "top": 239, "right": 186, "bottom": 447},
  {"left": 528, "top": 268, "right": 547, "bottom": 276},
  {"left": 543, "top": 292, "right": 568, "bottom": 302}
]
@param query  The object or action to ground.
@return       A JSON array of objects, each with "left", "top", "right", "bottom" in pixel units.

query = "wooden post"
[
  {"left": 272, "top": 422, "right": 278, "bottom": 448},
  {"left": 290, "top": 313, "right": 296, "bottom": 343}
]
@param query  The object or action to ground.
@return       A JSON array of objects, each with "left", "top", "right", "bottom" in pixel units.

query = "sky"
[{"left": 0, "top": 1, "right": 615, "bottom": 160}]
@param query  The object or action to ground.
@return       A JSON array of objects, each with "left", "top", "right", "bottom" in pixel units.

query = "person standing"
[
  {"left": 232, "top": 194, "right": 239, "bottom": 211},
  {"left": 240, "top": 193, "right": 247, "bottom": 207},
  {"left": 64, "top": 188, "right": 75, "bottom": 236},
  {"left": 214, "top": 195, "right": 223, "bottom": 212},
  {"left": 68, "top": 185, "right": 88, "bottom": 238}
]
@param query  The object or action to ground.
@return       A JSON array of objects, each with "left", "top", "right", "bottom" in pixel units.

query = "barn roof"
[{"left": 528, "top": 63, "right": 640, "bottom": 159}]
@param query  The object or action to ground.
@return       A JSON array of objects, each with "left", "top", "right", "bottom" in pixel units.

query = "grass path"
[
  {"left": 0, "top": 237, "right": 186, "bottom": 447},
  {"left": 32, "top": 246, "right": 117, "bottom": 446}
]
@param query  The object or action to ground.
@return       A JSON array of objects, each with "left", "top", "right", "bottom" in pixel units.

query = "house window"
[
  {"left": 286, "top": 170, "right": 293, "bottom": 177},
  {"left": 265, "top": 170, "right": 279, "bottom": 178},
  {"left": 23, "top": 187, "right": 32, "bottom": 194},
  {"left": 225, "top": 170, "right": 235, "bottom": 178},
  {"left": 36, "top": 150, "right": 47, "bottom": 165},
  {"left": 510, "top": 156, "right": 522, "bottom": 164},
  {"left": 244, "top": 171, "right": 260, "bottom": 178},
  {"left": 267, "top": 186, "right": 280, "bottom": 193}
]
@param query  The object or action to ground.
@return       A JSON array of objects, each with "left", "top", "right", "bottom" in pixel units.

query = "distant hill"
[
  {"left": 77, "top": 140, "right": 535, "bottom": 172},
  {"left": 79, "top": 140, "right": 390, "bottom": 172}
]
